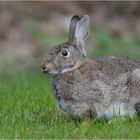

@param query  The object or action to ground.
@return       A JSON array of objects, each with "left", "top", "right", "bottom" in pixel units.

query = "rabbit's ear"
[
  {"left": 68, "top": 15, "right": 80, "bottom": 42},
  {"left": 75, "top": 15, "right": 90, "bottom": 45}
]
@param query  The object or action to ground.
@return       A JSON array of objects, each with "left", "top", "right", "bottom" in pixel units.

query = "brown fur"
[{"left": 42, "top": 15, "right": 140, "bottom": 119}]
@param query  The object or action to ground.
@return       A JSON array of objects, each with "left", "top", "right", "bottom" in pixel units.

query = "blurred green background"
[{"left": 0, "top": 1, "right": 140, "bottom": 138}]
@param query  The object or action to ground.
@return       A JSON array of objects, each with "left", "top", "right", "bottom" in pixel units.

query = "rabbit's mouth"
[
  {"left": 41, "top": 60, "right": 59, "bottom": 75},
  {"left": 42, "top": 66, "right": 59, "bottom": 75},
  {"left": 42, "top": 64, "right": 76, "bottom": 75},
  {"left": 42, "top": 66, "right": 49, "bottom": 73}
]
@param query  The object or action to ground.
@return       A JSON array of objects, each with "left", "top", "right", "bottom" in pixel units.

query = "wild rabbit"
[{"left": 42, "top": 15, "right": 140, "bottom": 119}]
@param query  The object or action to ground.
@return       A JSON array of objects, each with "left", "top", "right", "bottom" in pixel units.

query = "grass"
[{"left": 0, "top": 21, "right": 140, "bottom": 138}]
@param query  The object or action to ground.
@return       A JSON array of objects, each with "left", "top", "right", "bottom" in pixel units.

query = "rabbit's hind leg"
[
  {"left": 130, "top": 69, "right": 140, "bottom": 117},
  {"left": 134, "top": 102, "right": 140, "bottom": 116},
  {"left": 129, "top": 69, "right": 140, "bottom": 101}
]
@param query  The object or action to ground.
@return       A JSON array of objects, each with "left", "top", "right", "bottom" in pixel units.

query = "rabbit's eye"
[{"left": 61, "top": 49, "right": 70, "bottom": 58}]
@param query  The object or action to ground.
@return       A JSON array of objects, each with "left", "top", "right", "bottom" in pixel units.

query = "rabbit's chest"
[{"left": 53, "top": 71, "right": 107, "bottom": 102}]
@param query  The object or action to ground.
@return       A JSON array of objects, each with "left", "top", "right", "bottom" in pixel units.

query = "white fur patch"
[
  {"left": 103, "top": 102, "right": 135, "bottom": 118},
  {"left": 58, "top": 98, "right": 68, "bottom": 113},
  {"left": 132, "top": 69, "right": 140, "bottom": 78}
]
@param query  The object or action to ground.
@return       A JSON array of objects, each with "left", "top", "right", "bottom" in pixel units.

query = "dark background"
[{"left": 0, "top": 1, "right": 140, "bottom": 70}]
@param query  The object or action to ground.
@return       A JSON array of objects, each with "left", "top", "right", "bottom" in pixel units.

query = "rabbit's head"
[{"left": 42, "top": 15, "right": 90, "bottom": 75}]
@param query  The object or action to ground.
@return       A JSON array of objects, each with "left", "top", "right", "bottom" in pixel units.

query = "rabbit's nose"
[{"left": 42, "top": 63, "right": 49, "bottom": 73}]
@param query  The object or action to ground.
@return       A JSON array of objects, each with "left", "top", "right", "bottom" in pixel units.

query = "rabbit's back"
[{"left": 94, "top": 56, "right": 140, "bottom": 78}]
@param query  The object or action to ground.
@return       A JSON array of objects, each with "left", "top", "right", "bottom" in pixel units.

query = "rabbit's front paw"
[{"left": 58, "top": 98, "right": 96, "bottom": 119}]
